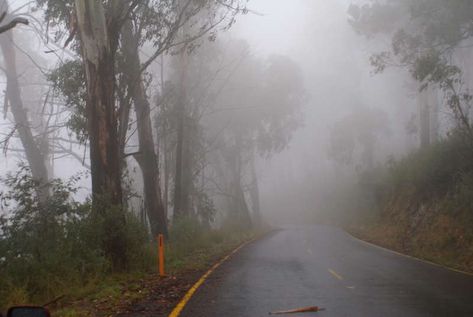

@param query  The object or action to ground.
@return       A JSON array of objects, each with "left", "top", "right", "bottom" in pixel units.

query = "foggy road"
[{"left": 180, "top": 226, "right": 473, "bottom": 317}]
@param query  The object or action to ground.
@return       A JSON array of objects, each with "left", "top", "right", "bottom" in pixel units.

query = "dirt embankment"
[{"left": 349, "top": 188, "right": 473, "bottom": 274}]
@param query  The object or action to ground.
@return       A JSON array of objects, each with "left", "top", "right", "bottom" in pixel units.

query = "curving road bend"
[{"left": 180, "top": 225, "right": 473, "bottom": 317}]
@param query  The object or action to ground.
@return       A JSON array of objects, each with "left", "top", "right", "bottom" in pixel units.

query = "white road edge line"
[{"left": 345, "top": 230, "right": 473, "bottom": 277}]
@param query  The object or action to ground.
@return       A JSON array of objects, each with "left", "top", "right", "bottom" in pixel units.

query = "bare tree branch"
[{"left": 0, "top": 15, "right": 28, "bottom": 34}]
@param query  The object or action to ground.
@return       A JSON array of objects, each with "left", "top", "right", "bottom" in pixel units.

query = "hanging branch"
[
  {"left": 0, "top": 12, "right": 28, "bottom": 34},
  {"left": 1, "top": 124, "right": 17, "bottom": 155}
]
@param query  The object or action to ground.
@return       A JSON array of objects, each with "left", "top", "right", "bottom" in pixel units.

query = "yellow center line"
[
  {"left": 328, "top": 268, "right": 343, "bottom": 280},
  {"left": 168, "top": 238, "right": 255, "bottom": 317}
]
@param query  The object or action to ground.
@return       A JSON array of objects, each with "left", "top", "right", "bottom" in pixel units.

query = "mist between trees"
[
  {"left": 0, "top": 0, "right": 305, "bottom": 309},
  {"left": 0, "top": 0, "right": 473, "bottom": 312}
]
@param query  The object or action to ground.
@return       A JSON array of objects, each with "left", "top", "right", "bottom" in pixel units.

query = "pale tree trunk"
[
  {"left": 159, "top": 55, "right": 170, "bottom": 221},
  {"left": 229, "top": 135, "right": 252, "bottom": 228},
  {"left": 155, "top": 111, "right": 170, "bottom": 222},
  {"left": 173, "top": 48, "right": 190, "bottom": 221},
  {"left": 249, "top": 152, "right": 261, "bottom": 227},
  {"left": 181, "top": 116, "right": 193, "bottom": 216},
  {"left": 121, "top": 20, "right": 168, "bottom": 238},
  {"left": 428, "top": 86, "right": 439, "bottom": 143},
  {"left": 75, "top": 0, "right": 126, "bottom": 269},
  {"left": 38, "top": 101, "right": 54, "bottom": 180},
  {"left": 75, "top": 0, "right": 122, "bottom": 207},
  {"left": 418, "top": 85, "right": 439, "bottom": 147},
  {"left": 0, "top": 8, "right": 49, "bottom": 200},
  {"left": 418, "top": 85, "right": 431, "bottom": 148},
  {"left": 117, "top": 82, "right": 131, "bottom": 170}
]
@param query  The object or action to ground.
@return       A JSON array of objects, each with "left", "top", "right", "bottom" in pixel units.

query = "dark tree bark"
[
  {"left": 0, "top": 10, "right": 28, "bottom": 34},
  {"left": 75, "top": 0, "right": 122, "bottom": 207},
  {"left": 155, "top": 109, "right": 170, "bottom": 222},
  {"left": 173, "top": 49, "right": 190, "bottom": 221},
  {"left": 233, "top": 180, "right": 252, "bottom": 227},
  {"left": 0, "top": 8, "right": 49, "bottom": 200},
  {"left": 181, "top": 116, "right": 193, "bottom": 215},
  {"left": 418, "top": 86, "right": 431, "bottom": 148},
  {"left": 249, "top": 153, "right": 261, "bottom": 227},
  {"left": 228, "top": 135, "right": 252, "bottom": 227},
  {"left": 121, "top": 20, "right": 168, "bottom": 238},
  {"left": 75, "top": 0, "right": 129, "bottom": 270},
  {"left": 158, "top": 56, "right": 170, "bottom": 221},
  {"left": 429, "top": 86, "right": 439, "bottom": 143}
]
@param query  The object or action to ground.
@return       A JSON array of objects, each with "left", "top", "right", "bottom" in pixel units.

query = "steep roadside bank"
[{"left": 348, "top": 187, "right": 473, "bottom": 273}]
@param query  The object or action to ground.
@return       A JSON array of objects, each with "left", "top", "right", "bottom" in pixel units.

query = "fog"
[
  {"left": 0, "top": 0, "right": 468, "bottom": 231},
  {"left": 231, "top": 0, "right": 418, "bottom": 224},
  {"left": 2, "top": 0, "right": 473, "bottom": 313}
]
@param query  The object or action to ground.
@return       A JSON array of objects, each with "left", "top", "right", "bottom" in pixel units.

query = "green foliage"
[
  {"left": 194, "top": 190, "right": 217, "bottom": 226},
  {"left": 349, "top": 0, "right": 473, "bottom": 133},
  {"left": 34, "top": 0, "right": 74, "bottom": 30},
  {"left": 0, "top": 165, "right": 151, "bottom": 309},
  {"left": 200, "top": 39, "right": 306, "bottom": 159},
  {"left": 320, "top": 132, "right": 473, "bottom": 227},
  {"left": 169, "top": 217, "right": 220, "bottom": 255},
  {"left": 255, "top": 55, "right": 306, "bottom": 155},
  {"left": 166, "top": 217, "right": 253, "bottom": 270},
  {"left": 348, "top": 132, "right": 473, "bottom": 272},
  {"left": 48, "top": 60, "right": 87, "bottom": 143},
  {"left": 328, "top": 106, "right": 389, "bottom": 168},
  {"left": 332, "top": 131, "right": 473, "bottom": 229},
  {"left": 0, "top": 165, "right": 99, "bottom": 307},
  {"left": 385, "top": 133, "right": 473, "bottom": 196}
]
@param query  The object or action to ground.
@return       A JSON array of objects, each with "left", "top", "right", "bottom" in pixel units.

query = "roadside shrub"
[
  {"left": 169, "top": 217, "right": 215, "bottom": 254},
  {"left": 386, "top": 133, "right": 473, "bottom": 196},
  {"left": 0, "top": 165, "right": 151, "bottom": 309},
  {"left": 166, "top": 217, "right": 253, "bottom": 270}
]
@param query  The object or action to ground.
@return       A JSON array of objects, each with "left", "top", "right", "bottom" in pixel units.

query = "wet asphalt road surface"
[{"left": 180, "top": 225, "right": 473, "bottom": 317}]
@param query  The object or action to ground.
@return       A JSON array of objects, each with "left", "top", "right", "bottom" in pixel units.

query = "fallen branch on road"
[{"left": 269, "top": 306, "right": 325, "bottom": 315}]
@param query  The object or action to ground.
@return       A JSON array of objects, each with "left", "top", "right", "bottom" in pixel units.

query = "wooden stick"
[{"left": 269, "top": 306, "right": 325, "bottom": 315}]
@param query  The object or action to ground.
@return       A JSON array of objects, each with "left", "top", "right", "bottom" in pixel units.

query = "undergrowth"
[
  {"left": 348, "top": 131, "right": 473, "bottom": 272},
  {"left": 0, "top": 165, "right": 259, "bottom": 315}
]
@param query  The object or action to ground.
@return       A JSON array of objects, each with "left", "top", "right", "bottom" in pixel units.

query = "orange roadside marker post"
[{"left": 158, "top": 234, "right": 165, "bottom": 277}]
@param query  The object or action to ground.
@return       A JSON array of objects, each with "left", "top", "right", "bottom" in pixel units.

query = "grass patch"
[
  {"left": 345, "top": 132, "right": 473, "bottom": 273},
  {"left": 45, "top": 219, "right": 260, "bottom": 316}
]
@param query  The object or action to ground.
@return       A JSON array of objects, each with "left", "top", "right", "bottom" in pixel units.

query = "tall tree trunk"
[
  {"left": 173, "top": 48, "right": 190, "bottom": 221},
  {"left": 75, "top": 0, "right": 126, "bottom": 269},
  {"left": 121, "top": 20, "right": 168, "bottom": 238},
  {"left": 0, "top": 7, "right": 49, "bottom": 200},
  {"left": 418, "top": 85, "right": 431, "bottom": 148},
  {"left": 117, "top": 84, "right": 131, "bottom": 170},
  {"left": 75, "top": 0, "right": 122, "bottom": 207},
  {"left": 181, "top": 114, "right": 194, "bottom": 216},
  {"left": 249, "top": 152, "right": 261, "bottom": 227},
  {"left": 229, "top": 135, "right": 252, "bottom": 228},
  {"left": 428, "top": 86, "right": 439, "bottom": 143},
  {"left": 159, "top": 55, "right": 169, "bottom": 221},
  {"left": 156, "top": 112, "right": 170, "bottom": 221}
]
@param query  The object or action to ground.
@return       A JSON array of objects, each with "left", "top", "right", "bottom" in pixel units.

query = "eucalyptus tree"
[
  {"left": 184, "top": 39, "right": 306, "bottom": 227},
  {"left": 221, "top": 53, "right": 305, "bottom": 226},
  {"left": 0, "top": 0, "right": 49, "bottom": 201},
  {"left": 38, "top": 0, "right": 247, "bottom": 242},
  {"left": 328, "top": 106, "right": 390, "bottom": 170},
  {"left": 118, "top": 1, "right": 246, "bottom": 234},
  {"left": 349, "top": 0, "right": 473, "bottom": 142}
]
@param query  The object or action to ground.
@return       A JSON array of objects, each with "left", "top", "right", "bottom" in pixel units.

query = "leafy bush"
[
  {"left": 386, "top": 133, "right": 473, "bottom": 196},
  {"left": 0, "top": 165, "right": 151, "bottom": 309},
  {"left": 166, "top": 217, "right": 253, "bottom": 270},
  {"left": 169, "top": 217, "right": 222, "bottom": 255}
]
